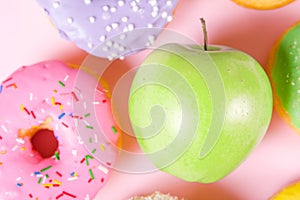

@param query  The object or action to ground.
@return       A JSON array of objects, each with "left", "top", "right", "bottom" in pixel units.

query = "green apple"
[{"left": 128, "top": 28, "right": 273, "bottom": 183}]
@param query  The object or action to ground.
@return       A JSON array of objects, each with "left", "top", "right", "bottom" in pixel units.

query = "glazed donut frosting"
[
  {"left": 36, "top": 0, "right": 179, "bottom": 59},
  {"left": 0, "top": 61, "right": 120, "bottom": 199}
]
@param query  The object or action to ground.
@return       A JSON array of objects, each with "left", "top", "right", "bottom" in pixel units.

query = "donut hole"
[{"left": 30, "top": 129, "right": 58, "bottom": 159}]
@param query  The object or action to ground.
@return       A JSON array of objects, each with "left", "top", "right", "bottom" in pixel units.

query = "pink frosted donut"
[
  {"left": 0, "top": 61, "right": 120, "bottom": 199},
  {"left": 36, "top": 0, "right": 179, "bottom": 59}
]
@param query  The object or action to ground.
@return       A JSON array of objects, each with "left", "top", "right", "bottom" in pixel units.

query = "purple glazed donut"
[{"left": 37, "top": 0, "right": 179, "bottom": 59}]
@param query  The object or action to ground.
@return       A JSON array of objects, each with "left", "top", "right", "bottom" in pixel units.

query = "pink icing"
[{"left": 0, "top": 61, "right": 120, "bottom": 199}]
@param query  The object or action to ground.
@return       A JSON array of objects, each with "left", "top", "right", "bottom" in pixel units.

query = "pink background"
[{"left": 1, "top": 0, "right": 300, "bottom": 199}]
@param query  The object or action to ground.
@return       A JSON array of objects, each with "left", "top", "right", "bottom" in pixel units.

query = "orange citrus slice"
[
  {"left": 271, "top": 181, "right": 300, "bottom": 199},
  {"left": 232, "top": 0, "right": 294, "bottom": 10}
]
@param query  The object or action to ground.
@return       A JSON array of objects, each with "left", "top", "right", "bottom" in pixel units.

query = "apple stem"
[{"left": 200, "top": 18, "right": 208, "bottom": 51}]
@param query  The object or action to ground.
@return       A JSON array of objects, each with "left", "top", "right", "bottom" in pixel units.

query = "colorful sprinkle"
[
  {"left": 56, "top": 171, "right": 62, "bottom": 177},
  {"left": 17, "top": 183, "right": 23, "bottom": 187},
  {"left": 31, "top": 111, "right": 36, "bottom": 119},
  {"left": 3, "top": 77, "right": 12, "bottom": 84},
  {"left": 100, "top": 144, "right": 105, "bottom": 151},
  {"left": 86, "top": 125, "right": 93, "bottom": 130},
  {"left": 91, "top": 148, "right": 96, "bottom": 154},
  {"left": 40, "top": 165, "right": 52, "bottom": 172},
  {"left": 6, "top": 83, "right": 17, "bottom": 89},
  {"left": 58, "top": 112, "right": 66, "bottom": 120},
  {"left": 85, "top": 155, "right": 94, "bottom": 166},
  {"left": 0, "top": 85, "right": 3, "bottom": 94},
  {"left": 84, "top": 113, "right": 90, "bottom": 118},
  {"left": 89, "top": 169, "right": 95, "bottom": 180},
  {"left": 0, "top": 150, "right": 7, "bottom": 155},
  {"left": 58, "top": 81, "right": 65, "bottom": 87},
  {"left": 63, "top": 191, "right": 77, "bottom": 199},
  {"left": 72, "top": 92, "right": 79, "bottom": 101},
  {"left": 51, "top": 97, "right": 55, "bottom": 105},
  {"left": 61, "top": 122, "right": 69, "bottom": 128},
  {"left": 24, "top": 107, "right": 30, "bottom": 115},
  {"left": 38, "top": 177, "right": 43, "bottom": 184},
  {"left": 112, "top": 126, "right": 117, "bottom": 134},
  {"left": 54, "top": 151, "right": 60, "bottom": 160}
]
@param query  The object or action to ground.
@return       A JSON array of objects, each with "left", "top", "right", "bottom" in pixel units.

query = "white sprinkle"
[
  {"left": 12, "top": 145, "right": 18, "bottom": 151},
  {"left": 119, "top": 56, "right": 125, "bottom": 60},
  {"left": 89, "top": 16, "right": 96, "bottom": 23},
  {"left": 85, "top": 194, "right": 90, "bottom": 200},
  {"left": 41, "top": 108, "right": 45, "bottom": 113},
  {"left": 136, "top": 0, "right": 141, "bottom": 3},
  {"left": 161, "top": 11, "right": 168, "bottom": 18},
  {"left": 16, "top": 138, "right": 25, "bottom": 144},
  {"left": 106, "top": 40, "right": 113, "bottom": 47},
  {"left": 88, "top": 42, "right": 94, "bottom": 49},
  {"left": 74, "top": 119, "right": 78, "bottom": 127},
  {"left": 84, "top": 0, "right": 92, "bottom": 4},
  {"left": 111, "top": 22, "right": 119, "bottom": 29},
  {"left": 167, "top": 15, "right": 173, "bottom": 22},
  {"left": 78, "top": 136, "right": 84, "bottom": 144},
  {"left": 148, "top": 23, "right": 153, "bottom": 28},
  {"left": 55, "top": 124, "right": 59, "bottom": 131},
  {"left": 148, "top": 0, "right": 157, "bottom": 6},
  {"left": 113, "top": 42, "right": 120, "bottom": 49},
  {"left": 119, "top": 33, "right": 126, "bottom": 40},
  {"left": 151, "top": 11, "right": 158, "bottom": 17},
  {"left": 16, "top": 177, "right": 22, "bottom": 181},
  {"left": 148, "top": 35, "right": 155, "bottom": 42},
  {"left": 108, "top": 56, "right": 113, "bottom": 61},
  {"left": 118, "top": 0, "right": 125, "bottom": 6},
  {"left": 53, "top": 1, "right": 60, "bottom": 8},
  {"left": 123, "top": 27, "right": 129, "bottom": 32},
  {"left": 111, "top": 52, "right": 117, "bottom": 58},
  {"left": 153, "top": 6, "right": 158, "bottom": 12},
  {"left": 83, "top": 120, "right": 90, "bottom": 126},
  {"left": 166, "top": 0, "right": 172, "bottom": 6},
  {"left": 102, "top": 46, "right": 109, "bottom": 52},
  {"left": 119, "top": 46, "right": 125, "bottom": 52},
  {"left": 64, "top": 74, "right": 69, "bottom": 82},
  {"left": 68, "top": 177, "right": 78, "bottom": 181},
  {"left": 127, "top": 24, "right": 135, "bottom": 31},
  {"left": 1, "top": 125, "right": 7, "bottom": 133},
  {"left": 83, "top": 101, "right": 87, "bottom": 109},
  {"left": 29, "top": 93, "right": 33, "bottom": 101},
  {"left": 67, "top": 17, "right": 74, "bottom": 24},
  {"left": 106, "top": 25, "right": 112, "bottom": 32},
  {"left": 110, "top": 7, "right": 117, "bottom": 13},
  {"left": 121, "top": 16, "right": 129, "bottom": 22},
  {"left": 72, "top": 149, "right": 78, "bottom": 156},
  {"left": 102, "top": 5, "right": 109, "bottom": 11},
  {"left": 94, "top": 134, "right": 98, "bottom": 143},
  {"left": 132, "top": 6, "right": 139, "bottom": 12},
  {"left": 131, "top": 1, "right": 137, "bottom": 6},
  {"left": 99, "top": 35, "right": 106, "bottom": 42},
  {"left": 98, "top": 164, "right": 109, "bottom": 174}
]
